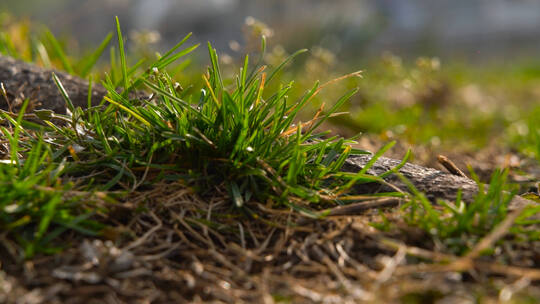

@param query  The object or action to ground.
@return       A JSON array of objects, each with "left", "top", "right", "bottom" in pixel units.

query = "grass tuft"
[
  {"left": 0, "top": 18, "right": 374, "bottom": 256},
  {"left": 397, "top": 169, "right": 536, "bottom": 255}
]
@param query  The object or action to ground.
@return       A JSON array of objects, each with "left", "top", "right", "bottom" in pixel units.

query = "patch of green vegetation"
[
  {"left": 0, "top": 15, "right": 538, "bottom": 260},
  {"left": 46, "top": 18, "right": 374, "bottom": 212},
  {"left": 0, "top": 101, "right": 101, "bottom": 258},
  {"left": 2, "top": 14, "right": 539, "bottom": 159},
  {"left": 0, "top": 17, "right": 400, "bottom": 256},
  {"left": 398, "top": 169, "right": 537, "bottom": 255},
  {"left": 507, "top": 105, "right": 540, "bottom": 164}
]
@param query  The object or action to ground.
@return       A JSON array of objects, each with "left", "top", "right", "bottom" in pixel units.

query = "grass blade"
[
  {"left": 115, "top": 16, "right": 129, "bottom": 91},
  {"left": 44, "top": 29, "right": 74, "bottom": 74},
  {"left": 52, "top": 73, "right": 75, "bottom": 112},
  {"left": 80, "top": 32, "right": 113, "bottom": 77}
]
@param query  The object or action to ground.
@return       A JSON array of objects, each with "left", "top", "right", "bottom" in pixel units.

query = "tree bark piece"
[
  {"left": 0, "top": 55, "right": 107, "bottom": 114},
  {"left": 343, "top": 154, "right": 536, "bottom": 212}
]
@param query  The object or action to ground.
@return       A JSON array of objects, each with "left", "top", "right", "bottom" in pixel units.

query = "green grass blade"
[
  {"left": 155, "top": 32, "right": 193, "bottom": 65},
  {"left": 155, "top": 44, "right": 199, "bottom": 70},
  {"left": 379, "top": 149, "right": 411, "bottom": 178},
  {"left": 358, "top": 141, "right": 396, "bottom": 176},
  {"left": 230, "top": 182, "right": 245, "bottom": 207},
  {"left": 207, "top": 42, "right": 223, "bottom": 88},
  {"left": 80, "top": 32, "right": 113, "bottom": 77},
  {"left": 44, "top": 29, "right": 74, "bottom": 74},
  {"left": 52, "top": 73, "right": 75, "bottom": 112},
  {"left": 115, "top": 16, "right": 129, "bottom": 91},
  {"left": 103, "top": 96, "right": 150, "bottom": 127},
  {"left": 87, "top": 75, "right": 93, "bottom": 108},
  {"left": 267, "top": 48, "right": 308, "bottom": 83},
  {"left": 35, "top": 194, "right": 62, "bottom": 241}
]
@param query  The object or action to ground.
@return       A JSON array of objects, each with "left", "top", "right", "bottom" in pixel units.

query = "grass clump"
[
  {"left": 398, "top": 169, "right": 537, "bottom": 255},
  {"left": 0, "top": 101, "right": 100, "bottom": 258},
  {"left": 43, "top": 19, "right": 369, "bottom": 212},
  {"left": 0, "top": 18, "right": 374, "bottom": 256},
  {"left": 0, "top": 14, "right": 539, "bottom": 303},
  {"left": 1, "top": 16, "right": 537, "bottom": 263}
]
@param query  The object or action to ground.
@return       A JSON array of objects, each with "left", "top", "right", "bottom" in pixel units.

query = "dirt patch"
[{"left": 1, "top": 180, "right": 539, "bottom": 303}]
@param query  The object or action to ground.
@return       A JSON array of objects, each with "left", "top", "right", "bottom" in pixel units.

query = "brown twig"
[
  {"left": 380, "top": 238, "right": 540, "bottom": 280},
  {"left": 437, "top": 154, "right": 467, "bottom": 178},
  {"left": 296, "top": 198, "right": 402, "bottom": 225},
  {"left": 325, "top": 198, "right": 403, "bottom": 217}
]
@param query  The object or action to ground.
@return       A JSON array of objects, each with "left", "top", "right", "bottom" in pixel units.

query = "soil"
[{"left": 1, "top": 151, "right": 539, "bottom": 303}]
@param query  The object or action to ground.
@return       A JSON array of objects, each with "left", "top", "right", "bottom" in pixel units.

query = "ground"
[
  {"left": 1, "top": 148, "right": 539, "bottom": 304},
  {"left": 0, "top": 16, "right": 539, "bottom": 304}
]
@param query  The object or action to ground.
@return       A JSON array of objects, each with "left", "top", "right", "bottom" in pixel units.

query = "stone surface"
[{"left": 0, "top": 55, "right": 107, "bottom": 114}]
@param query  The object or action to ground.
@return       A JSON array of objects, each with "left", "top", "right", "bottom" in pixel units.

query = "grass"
[
  {"left": 0, "top": 17, "right": 399, "bottom": 257},
  {"left": 507, "top": 105, "right": 540, "bottom": 163},
  {"left": 1, "top": 13, "right": 539, "bottom": 162},
  {"left": 395, "top": 168, "right": 539, "bottom": 256},
  {"left": 0, "top": 100, "right": 101, "bottom": 258},
  {"left": 0, "top": 13, "right": 537, "bottom": 251},
  {"left": 0, "top": 14, "right": 539, "bottom": 303}
]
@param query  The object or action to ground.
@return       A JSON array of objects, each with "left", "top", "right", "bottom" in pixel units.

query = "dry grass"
[{"left": 1, "top": 176, "right": 538, "bottom": 303}]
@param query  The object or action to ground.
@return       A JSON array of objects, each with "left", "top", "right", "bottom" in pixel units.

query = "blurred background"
[{"left": 3, "top": 0, "right": 540, "bottom": 61}]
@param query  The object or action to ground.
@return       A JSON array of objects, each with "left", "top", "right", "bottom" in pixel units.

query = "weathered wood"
[
  {"left": 343, "top": 154, "right": 536, "bottom": 212},
  {"left": 0, "top": 55, "right": 107, "bottom": 114}
]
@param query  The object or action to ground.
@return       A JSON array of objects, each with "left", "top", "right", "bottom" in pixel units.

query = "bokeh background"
[{"left": 3, "top": 0, "right": 540, "bottom": 61}]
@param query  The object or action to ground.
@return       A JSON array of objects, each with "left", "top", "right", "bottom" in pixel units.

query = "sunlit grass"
[
  {"left": 0, "top": 15, "right": 538, "bottom": 259},
  {"left": 0, "top": 17, "right": 386, "bottom": 256},
  {"left": 0, "top": 100, "right": 101, "bottom": 258},
  {"left": 392, "top": 169, "right": 538, "bottom": 255}
]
